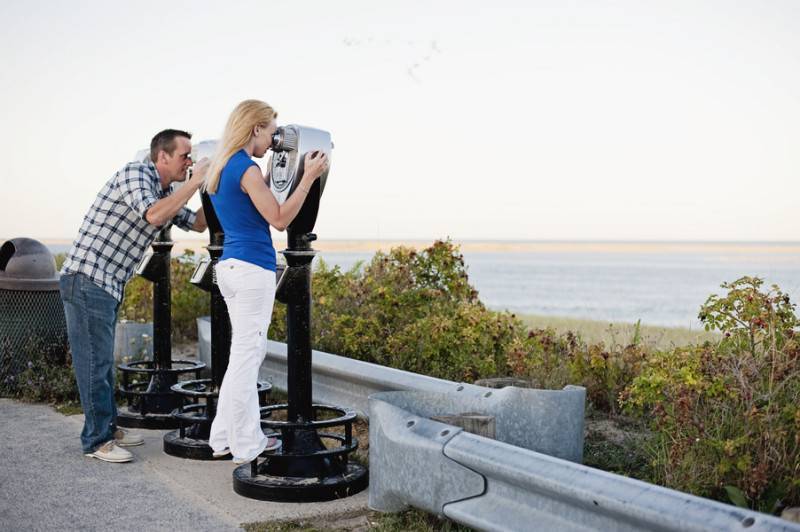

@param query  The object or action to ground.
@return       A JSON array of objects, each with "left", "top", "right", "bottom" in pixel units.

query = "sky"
[{"left": 1, "top": 0, "right": 798, "bottom": 242}]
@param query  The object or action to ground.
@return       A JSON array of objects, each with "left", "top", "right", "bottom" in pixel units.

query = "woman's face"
[{"left": 253, "top": 119, "right": 278, "bottom": 158}]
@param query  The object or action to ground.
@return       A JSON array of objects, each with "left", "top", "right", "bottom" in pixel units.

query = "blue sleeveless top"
[{"left": 210, "top": 150, "right": 276, "bottom": 271}]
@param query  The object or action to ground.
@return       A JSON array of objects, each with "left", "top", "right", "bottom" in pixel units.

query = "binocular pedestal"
[
  {"left": 117, "top": 229, "right": 205, "bottom": 429},
  {"left": 233, "top": 243, "right": 368, "bottom": 501},
  {"left": 164, "top": 196, "right": 272, "bottom": 459}
]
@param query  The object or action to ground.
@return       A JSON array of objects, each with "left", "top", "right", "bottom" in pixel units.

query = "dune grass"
[{"left": 518, "top": 314, "right": 718, "bottom": 350}]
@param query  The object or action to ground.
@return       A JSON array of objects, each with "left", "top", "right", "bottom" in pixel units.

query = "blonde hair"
[{"left": 203, "top": 99, "right": 278, "bottom": 194}]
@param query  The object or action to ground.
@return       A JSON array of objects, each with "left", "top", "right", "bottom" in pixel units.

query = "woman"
[{"left": 204, "top": 99, "right": 327, "bottom": 463}]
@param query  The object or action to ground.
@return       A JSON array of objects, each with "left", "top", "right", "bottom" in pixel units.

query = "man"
[{"left": 60, "top": 129, "right": 209, "bottom": 463}]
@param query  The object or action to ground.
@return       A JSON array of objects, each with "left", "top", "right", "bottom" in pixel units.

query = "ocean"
[
  {"left": 46, "top": 241, "right": 800, "bottom": 329},
  {"left": 316, "top": 244, "right": 800, "bottom": 329}
]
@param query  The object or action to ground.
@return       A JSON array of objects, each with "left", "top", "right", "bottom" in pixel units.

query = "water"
[
  {"left": 49, "top": 242, "right": 800, "bottom": 329},
  {"left": 316, "top": 246, "right": 800, "bottom": 329}
]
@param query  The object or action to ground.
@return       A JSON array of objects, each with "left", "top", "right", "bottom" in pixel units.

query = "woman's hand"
[{"left": 302, "top": 151, "right": 328, "bottom": 183}]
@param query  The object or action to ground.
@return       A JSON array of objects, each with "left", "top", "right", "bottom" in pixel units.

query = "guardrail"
[
  {"left": 257, "top": 340, "right": 798, "bottom": 531},
  {"left": 369, "top": 390, "right": 798, "bottom": 532},
  {"left": 260, "top": 340, "right": 585, "bottom": 460}
]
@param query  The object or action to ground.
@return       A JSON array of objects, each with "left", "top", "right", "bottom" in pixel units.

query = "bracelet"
[{"left": 299, "top": 184, "right": 310, "bottom": 194}]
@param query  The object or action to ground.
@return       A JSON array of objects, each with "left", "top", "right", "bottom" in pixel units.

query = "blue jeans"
[{"left": 59, "top": 273, "right": 120, "bottom": 453}]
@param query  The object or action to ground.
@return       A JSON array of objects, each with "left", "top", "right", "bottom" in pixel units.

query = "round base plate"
[
  {"left": 232, "top": 462, "right": 368, "bottom": 502},
  {"left": 117, "top": 407, "right": 179, "bottom": 430},
  {"left": 163, "top": 430, "right": 228, "bottom": 460}
]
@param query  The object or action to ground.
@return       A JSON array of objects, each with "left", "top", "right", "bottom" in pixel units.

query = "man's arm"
[
  {"left": 145, "top": 161, "right": 209, "bottom": 227},
  {"left": 191, "top": 207, "right": 207, "bottom": 232}
]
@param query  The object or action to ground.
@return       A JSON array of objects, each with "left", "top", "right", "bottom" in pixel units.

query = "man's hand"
[{"left": 188, "top": 158, "right": 210, "bottom": 189}]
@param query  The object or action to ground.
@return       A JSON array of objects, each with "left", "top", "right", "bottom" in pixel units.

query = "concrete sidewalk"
[{"left": 0, "top": 399, "right": 368, "bottom": 531}]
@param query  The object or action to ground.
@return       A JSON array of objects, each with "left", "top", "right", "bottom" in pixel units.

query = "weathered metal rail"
[{"left": 258, "top": 340, "right": 799, "bottom": 531}]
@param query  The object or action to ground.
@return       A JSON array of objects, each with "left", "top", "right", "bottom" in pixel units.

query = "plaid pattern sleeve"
[
  {"left": 170, "top": 184, "right": 197, "bottom": 231},
  {"left": 171, "top": 199, "right": 198, "bottom": 231},
  {"left": 117, "top": 163, "right": 160, "bottom": 219},
  {"left": 60, "top": 162, "right": 168, "bottom": 301}
]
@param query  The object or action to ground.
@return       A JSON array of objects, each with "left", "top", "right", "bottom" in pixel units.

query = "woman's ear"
[{"left": 253, "top": 126, "right": 260, "bottom": 137}]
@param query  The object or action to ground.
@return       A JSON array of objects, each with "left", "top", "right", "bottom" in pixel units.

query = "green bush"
[
  {"left": 269, "top": 241, "right": 649, "bottom": 402},
  {"left": 568, "top": 331, "right": 649, "bottom": 415},
  {"left": 270, "top": 241, "right": 529, "bottom": 382},
  {"left": 119, "top": 250, "right": 209, "bottom": 343},
  {"left": 623, "top": 277, "right": 800, "bottom": 511},
  {"left": 0, "top": 335, "right": 78, "bottom": 405},
  {"left": 54, "top": 252, "right": 66, "bottom": 271}
]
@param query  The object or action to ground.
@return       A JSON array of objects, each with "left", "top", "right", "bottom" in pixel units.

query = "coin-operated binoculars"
[
  {"left": 233, "top": 125, "right": 368, "bottom": 501},
  {"left": 163, "top": 194, "right": 273, "bottom": 459},
  {"left": 117, "top": 228, "right": 206, "bottom": 429}
]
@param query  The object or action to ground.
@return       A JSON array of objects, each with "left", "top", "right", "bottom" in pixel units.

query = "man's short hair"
[{"left": 150, "top": 129, "right": 192, "bottom": 163}]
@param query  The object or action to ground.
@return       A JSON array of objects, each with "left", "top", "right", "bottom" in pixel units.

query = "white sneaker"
[
  {"left": 264, "top": 437, "right": 281, "bottom": 452},
  {"left": 232, "top": 437, "right": 281, "bottom": 464},
  {"left": 85, "top": 440, "right": 133, "bottom": 463},
  {"left": 212, "top": 447, "right": 231, "bottom": 458},
  {"left": 114, "top": 428, "right": 144, "bottom": 447}
]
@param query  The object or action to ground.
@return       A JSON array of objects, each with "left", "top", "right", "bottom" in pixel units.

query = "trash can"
[{"left": 0, "top": 238, "right": 68, "bottom": 392}]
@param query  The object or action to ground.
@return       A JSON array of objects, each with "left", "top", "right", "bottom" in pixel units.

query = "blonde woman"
[{"left": 204, "top": 100, "right": 327, "bottom": 463}]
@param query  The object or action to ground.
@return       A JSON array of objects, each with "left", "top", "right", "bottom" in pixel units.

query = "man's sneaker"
[
  {"left": 85, "top": 441, "right": 133, "bottom": 463},
  {"left": 114, "top": 428, "right": 144, "bottom": 447},
  {"left": 232, "top": 437, "right": 282, "bottom": 464}
]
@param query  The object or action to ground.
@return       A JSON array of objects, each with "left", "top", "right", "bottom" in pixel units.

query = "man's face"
[{"left": 159, "top": 136, "right": 193, "bottom": 182}]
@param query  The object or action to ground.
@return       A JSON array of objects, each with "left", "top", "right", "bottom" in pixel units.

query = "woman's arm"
[{"left": 241, "top": 151, "right": 327, "bottom": 231}]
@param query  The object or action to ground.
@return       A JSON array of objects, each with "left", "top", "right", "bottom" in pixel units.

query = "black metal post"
[
  {"left": 277, "top": 249, "right": 328, "bottom": 471},
  {"left": 286, "top": 256, "right": 312, "bottom": 424},
  {"left": 144, "top": 230, "right": 177, "bottom": 409},
  {"left": 117, "top": 228, "right": 205, "bottom": 429},
  {"left": 208, "top": 230, "right": 230, "bottom": 393}
]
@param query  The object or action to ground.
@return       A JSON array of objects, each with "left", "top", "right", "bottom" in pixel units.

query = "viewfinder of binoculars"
[{"left": 268, "top": 125, "right": 331, "bottom": 205}]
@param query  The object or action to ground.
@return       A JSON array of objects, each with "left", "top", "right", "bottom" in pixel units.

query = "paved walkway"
[{"left": 0, "top": 399, "right": 368, "bottom": 531}]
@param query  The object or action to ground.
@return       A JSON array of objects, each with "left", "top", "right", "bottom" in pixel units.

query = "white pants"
[{"left": 209, "top": 258, "right": 276, "bottom": 462}]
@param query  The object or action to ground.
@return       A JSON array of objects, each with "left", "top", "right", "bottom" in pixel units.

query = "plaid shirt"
[{"left": 61, "top": 161, "right": 197, "bottom": 301}]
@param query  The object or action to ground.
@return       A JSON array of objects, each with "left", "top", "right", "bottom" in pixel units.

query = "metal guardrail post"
[{"left": 260, "top": 341, "right": 586, "bottom": 459}]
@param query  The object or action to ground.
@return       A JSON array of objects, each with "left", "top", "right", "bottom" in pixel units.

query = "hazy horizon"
[
  {"left": 25, "top": 235, "right": 800, "bottom": 245},
  {"left": 30, "top": 236, "right": 800, "bottom": 259}
]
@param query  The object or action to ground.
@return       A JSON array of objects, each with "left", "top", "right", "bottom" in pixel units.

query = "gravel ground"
[{"left": 0, "top": 399, "right": 368, "bottom": 532}]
